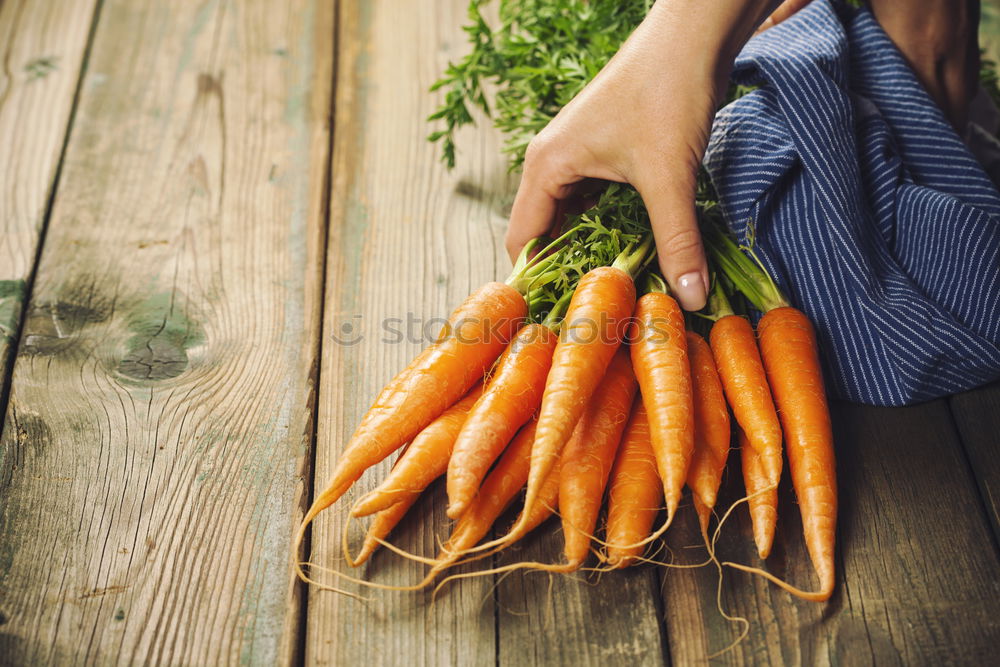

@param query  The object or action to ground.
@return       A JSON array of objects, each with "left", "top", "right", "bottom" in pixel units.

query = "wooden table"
[{"left": 2, "top": 1, "right": 999, "bottom": 664}]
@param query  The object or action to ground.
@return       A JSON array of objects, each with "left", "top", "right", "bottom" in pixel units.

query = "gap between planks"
[{"left": 0, "top": 0, "right": 105, "bottom": 438}]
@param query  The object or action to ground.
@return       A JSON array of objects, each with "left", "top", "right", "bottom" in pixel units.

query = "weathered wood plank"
[
  {"left": 495, "top": 518, "right": 668, "bottom": 666},
  {"left": 950, "top": 380, "right": 1000, "bottom": 545},
  {"left": 306, "top": 0, "right": 514, "bottom": 664},
  {"left": 0, "top": 0, "right": 333, "bottom": 663},
  {"left": 0, "top": 0, "right": 99, "bottom": 412},
  {"left": 662, "top": 399, "right": 1000, "bottom": 664}
]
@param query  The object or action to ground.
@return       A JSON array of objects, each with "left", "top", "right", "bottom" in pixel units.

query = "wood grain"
[
  {"left": 0, "top": 0, "right": 99, "bottom": 412},
  {"left": 0, "top": 0, "right": 333, "bottom": 663},
  {"left": 495, "top": 519, "right": 668, "bottom": 665},
  {"left": 950, "top": 380, "right": 1000, "bottom": 544},
  {"left": 663, "top": 399, "right": 1000, "bottom": 664},
  {"left": 306, "top": 0, "right": 515, "bottom": 664}
]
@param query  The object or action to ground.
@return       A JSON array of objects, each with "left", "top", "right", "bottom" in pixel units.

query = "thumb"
[{"left": 635, "top": 177, "right": 709, "bottom": 311}]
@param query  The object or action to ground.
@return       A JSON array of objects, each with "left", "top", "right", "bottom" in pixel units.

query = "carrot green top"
[{"left": 703, "top": 222, "right": 789, "bottom": 314}]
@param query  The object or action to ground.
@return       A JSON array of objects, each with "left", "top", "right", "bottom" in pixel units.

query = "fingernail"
[{"left": 675, "top": 272, "right": 707, "bottom": 311}]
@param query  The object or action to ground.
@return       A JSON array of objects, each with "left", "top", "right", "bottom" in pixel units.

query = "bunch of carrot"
[{"left": 294, "top": 218, "right": 838, "bottom": 603}]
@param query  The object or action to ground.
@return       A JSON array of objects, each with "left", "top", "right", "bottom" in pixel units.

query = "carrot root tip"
[{"left": 445, "top": 502, "right": 467, "bottom": 521}]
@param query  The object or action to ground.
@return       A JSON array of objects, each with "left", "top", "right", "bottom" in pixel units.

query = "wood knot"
[{"left": 116, "top": 292, "right": 205, "bottom": 382}]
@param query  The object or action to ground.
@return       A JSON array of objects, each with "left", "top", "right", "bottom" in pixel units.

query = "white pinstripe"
[{"left": 704, "top": 0, "right": 1000, "bottom": 406}]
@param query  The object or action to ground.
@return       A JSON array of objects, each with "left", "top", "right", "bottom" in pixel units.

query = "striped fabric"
[{"left": 705, "top": 0, "right": 1000, "bottom": 406}]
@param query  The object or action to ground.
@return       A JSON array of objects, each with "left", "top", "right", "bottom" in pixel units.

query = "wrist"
[{"left": 644, "top": 0, "right": 782, "bottom": 98}]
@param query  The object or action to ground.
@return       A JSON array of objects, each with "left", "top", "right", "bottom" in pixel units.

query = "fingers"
[
  {"left": 505, "top": 138, "right": 576, "bottom": 260},
  {"left": 757, "top": 0, "right": 812, "bottom": 34},
  {"left": 506, "top": 137, "right": 620, "bottom": 261},
  {"left": 636, "top": 176, "right": 709, "bottom": 312},
  {"left": 770, "top": 0, "right": 812, "bottom": 25},
  {"left": 506, "top": 174, "right": 560, "bottom": 261}
]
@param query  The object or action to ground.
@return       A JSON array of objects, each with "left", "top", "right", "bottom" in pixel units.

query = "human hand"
[
  {"left": 756, "top": 0, "right": 812, "bottom": 33},
  {"left": 505, "top": 0, "right": 780, "bottom": 310}
]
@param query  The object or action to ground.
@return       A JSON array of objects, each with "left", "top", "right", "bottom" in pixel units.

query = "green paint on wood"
[
  {"left": 0, "top": 280, "right": 26, "bottom": 343},
  {"left": 114, "top": 609, "right": 125, "bottom": 621},
  {"left": 24, "top": 56, "right": 59, "bottom": 80},
  {"left": 19, "top": 276, "right": 114, "bottom": 356},
  {"left": 117, "top": 292, "right": 205, "bottom": 381}
]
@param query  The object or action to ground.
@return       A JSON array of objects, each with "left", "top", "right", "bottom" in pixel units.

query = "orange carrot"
[
  {"left": 739, "top": 426, "right": 777, "bottom": 559},
  {"left": 515, "top": 455, "right": 563, "bottom": 537},
  {"left": 605, "top": 399, "right": 664, "bottom": 568},
  {"left": 559, "top": 347, "right": 637, "bottom": 568},
  {"left": 755, "top": 306, "right": 836, "bottom": 600},
  {"left": 709, "top": 313, "right": 783, "bottom": 489},
  {"left": 446, "top": 322, "right": 557, "bottom": 518},
  {"left": 434, "top": 420, "right": 538, "bottom": 570},
  {"left": 426, "top": 436, "right": 564, "bottom": 587},
  {"left": 301, "top": 282, "right": 525, "bottom": 529},
  {"left": 351, "top": 383, "right": 484, "bottom": 517},
  {"left": 444, "top": 422, "right": 564, "bottom": 560},
  {"left": 685, "top": 331, "right": 731, "bottom": 536},
  {"left": 630, "top": 291, "right": 693, "bottom": 524},
  {"left": 703, "top": 225, "right": 837, "bottom": 600},
  {"left": 515, "top": 265, "right": 636, "bottom": 535},
  {"left": 350, "top": 494, "right": 421, "bottom": 566}
]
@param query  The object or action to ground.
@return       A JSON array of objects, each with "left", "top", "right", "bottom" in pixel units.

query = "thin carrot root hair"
[
  {"left": 432, "top": 559, "right": 578, "bottom": 599},
  {"left": 292, "top": 523, "right": 366, "bottom": 600},
  {"left": 299, "top": 504, "right": 442, "bottom": 594},
  {"left": 597, "top": 505, "right": 675, "bottom": 555},
  {"left": 305, "top": 530, "right": 477, "bottom": 594},
  {"left": 457, "top": 512, "right": 534, "bottom": 556},
  {"left": 476, "top": 569, "right": 527, "bottom": 616},
  {"left": 582, "top": 539, "right": 665, "bottom": 573},
  {"left": 693, "top": 494, "right": 751, "bottom": 660},
  {"left": 694, "top": 479, "right": 797, "bottom": 657},
  {"left": 553, "top": 506, "right": 713, "bottom": 572},
  {"left": 720, "top": 562, "right": 833, "bottom": 602},
  {"left": 294, "top": 502, "right": 419, "bottom": 597},
  {"left": 705, "top": 554, "right": 750, "bottom": 659},
  {"left": 293, "top": 510, "right": 367, "bottom": 599},
  {"left": 587, "top": 536, "right": 713, "bottom": 573},
  {"left": 340, "top": 498, "right": 441, "bottom": 568},
  {"left": 369, "top": 535, "right": 452, "bottom": 568},
  {"left": 587, "top": 548, "right": 711, "bottom": 573},
  {"left": 297, "top": 559, "right": 436, "bottom": 595},
  {"left": 342, "top": 498, "right": 370, "bottom": 567},
  {"left": 367, "top": 535, "right": 515, "bottom": 590},
  {"left": 294, "top": 562, "right": 370, "bottom": 600},
  {"left": 709, "top": 481, "right": 779, "bottom": 556}
]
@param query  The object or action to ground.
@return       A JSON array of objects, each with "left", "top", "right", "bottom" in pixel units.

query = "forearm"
[
  {"left": 642, "top": 0, "right": 784, "bottom": 92},
  {"left": 868, "top": 0, "right": 979, "bottom": 129}
]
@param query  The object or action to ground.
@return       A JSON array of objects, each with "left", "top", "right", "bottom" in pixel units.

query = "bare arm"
[{"left": 505, "top": 0, "right": 781, "bottom": 310}]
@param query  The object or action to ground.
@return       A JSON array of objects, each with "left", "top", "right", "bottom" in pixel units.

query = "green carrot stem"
[
  {"left": 506, "top": 223, "right": 595, "bottom": 294},
  {"left": 509, "top": 237, "right": 548, "bottom": 279},
  {"left": 703, "top": 224, "right": 788, "bottom": 312},
  {"left": 642, "top": 272, "right": 668, "bottom": 295},
  {"left": 611, "top": 234, "right": 655, "bottom": 278},
  {"left": 702, "top": 274, "right": 735, "bottom": 321},
  {"left": 541, "top": 290, "right": 573, "bottom": 331}
]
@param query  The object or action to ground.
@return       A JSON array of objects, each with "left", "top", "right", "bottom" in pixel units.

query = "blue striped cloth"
[{"left": 704, "top": 0, "right": 1000, "bottom": 406}]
